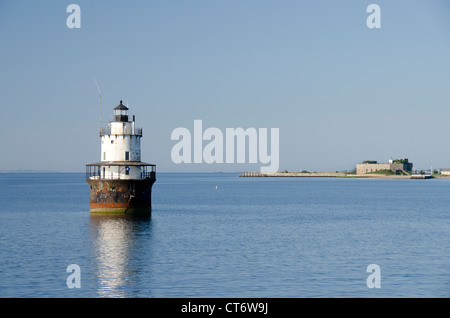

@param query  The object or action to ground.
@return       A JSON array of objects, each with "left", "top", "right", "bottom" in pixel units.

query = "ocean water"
[{"left": 0, "top": 172, "right": 449, "bottom": 298}]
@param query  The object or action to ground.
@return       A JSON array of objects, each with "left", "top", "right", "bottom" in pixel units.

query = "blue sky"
[{"left": 1, "top": 0, "right": 450, "bottom": 172}]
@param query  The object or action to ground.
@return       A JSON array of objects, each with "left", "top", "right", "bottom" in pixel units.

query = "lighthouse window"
[{"left": 125, "top": 151, "right": 130, "bottom": 161}]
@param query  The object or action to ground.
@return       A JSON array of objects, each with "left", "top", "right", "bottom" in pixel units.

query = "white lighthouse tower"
[
  {"left": 100, "top": 101, "right": 143, "bottom": 179},
  {"left": 86, "top": 101, "right": 156, "bottom": 214}
]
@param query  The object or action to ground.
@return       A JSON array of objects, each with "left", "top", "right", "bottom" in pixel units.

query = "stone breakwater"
[
  {"left": 240, "top": 172, "right": 348, "bottom": 177},
  {"left": 239, "top": 172, "right": 433, "bottom": 179}
]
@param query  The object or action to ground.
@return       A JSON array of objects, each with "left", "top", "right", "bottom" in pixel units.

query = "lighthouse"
[{"left": 86, "top": 101, "right": 156, "bottom": 214}]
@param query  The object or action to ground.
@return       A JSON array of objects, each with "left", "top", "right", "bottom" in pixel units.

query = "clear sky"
[{"left": 1, "top": 0, "right": 450, "bottom": 172}]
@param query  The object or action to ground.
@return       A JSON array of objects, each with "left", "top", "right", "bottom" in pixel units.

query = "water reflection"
[{"left": 89, "top": 214, "right": 152, "bottom": 297}]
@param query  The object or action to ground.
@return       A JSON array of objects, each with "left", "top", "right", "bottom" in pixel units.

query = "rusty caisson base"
[{"left": 87, "top": 178, "right": 155, "bottom": 214}]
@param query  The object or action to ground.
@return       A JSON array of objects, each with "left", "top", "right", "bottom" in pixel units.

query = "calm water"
[{"left": 0, "top": 172, "right": 449, "bottom": 298}]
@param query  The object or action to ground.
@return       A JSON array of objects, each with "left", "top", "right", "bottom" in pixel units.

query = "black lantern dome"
[{"left": 113, "top": 100, "right": 129, "bottom": 122}]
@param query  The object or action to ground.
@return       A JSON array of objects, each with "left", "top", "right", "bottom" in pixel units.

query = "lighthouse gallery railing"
[
  {"left": 86, "top": 163, "right": 156, "bottom": 180},
  {"left": 100, "top": 126, "right": 142, "bottom": 136}
]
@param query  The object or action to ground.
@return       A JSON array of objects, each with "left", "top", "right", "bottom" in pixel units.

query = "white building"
[
  {"left": 87, "top": 101, "right": 155, "bottom": 181},
  {"left": 86, "top": 100, "right": 156, "bottom": 214},
  {"left": 99, "top": 101, "right": 142, "bottom": 179}
]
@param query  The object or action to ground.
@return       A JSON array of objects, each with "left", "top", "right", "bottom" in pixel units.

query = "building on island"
[
  {"left": 356, "top": 158, "right": 413, "bottom": 175},
  {"left": 86, "top": 101, "right": 156, "bottom": 214},
  {"left": 441, "top": 169, "right": 450, "bottom": 176}
]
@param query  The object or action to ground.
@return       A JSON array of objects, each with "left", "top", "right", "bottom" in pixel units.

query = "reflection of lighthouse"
[
  {"left": 86, "top": 101, "right": 156, "bottom": 213},
  {"left": 89, "top": 214, "right": 152, "bottom": 297}
]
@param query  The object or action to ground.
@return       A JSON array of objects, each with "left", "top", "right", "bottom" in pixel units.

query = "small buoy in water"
[{"left": 216, "top": 186, "right": 218, "bottom": 190}]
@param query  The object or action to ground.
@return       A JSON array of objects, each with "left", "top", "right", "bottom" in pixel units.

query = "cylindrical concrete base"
[{"left": 87, "top": 178, "right": 155, "bottom": 214}]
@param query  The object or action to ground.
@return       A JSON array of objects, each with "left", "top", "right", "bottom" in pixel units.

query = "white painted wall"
[
  {"left": 101, "top": 122, "right": 141, "bottom": 162},
  {"left": 99, "top": 119, "right": 143, "bottom": 179},
  {"left": 101, "top": 165, "right": 141, "bottom": 179}
]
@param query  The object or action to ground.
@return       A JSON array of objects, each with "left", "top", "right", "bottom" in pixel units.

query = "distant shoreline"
[{"left": 240, "top": 172, "right": 450, "bottom": 179}]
